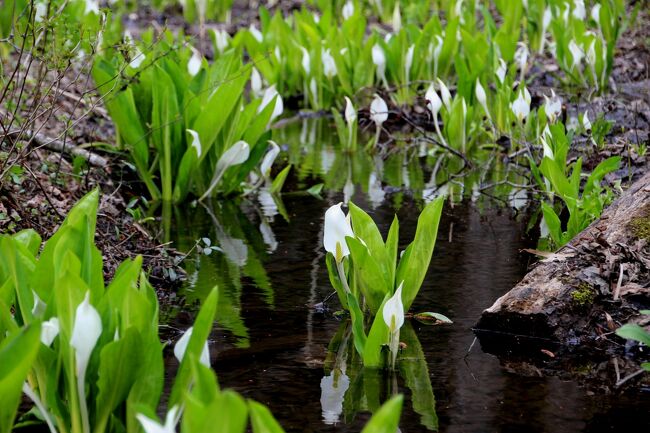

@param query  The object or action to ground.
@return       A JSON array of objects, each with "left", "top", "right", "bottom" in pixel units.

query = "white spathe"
[
  {"left": 173, "top": 327, "right": 210, "bottom": 367},
  {"left": 568, "top": 40, "right": 584, "bottom": 70},
  {"left": 369, "top": 95, "right": 388, "bottom": 126},
  {"left": 382, "top": 282, "right": 405, "bottom": 332},
  {"left": 344, "top": 96, "right": 356, "bottom": 125},
  {"left": 260, "top": 140, "right": 280, "bottom": 178},
  {"left": 323, "top": 203, "right": 354, "bottom": 262},
  {"left": 495, "top": 58, "right": 507, "bottom": 84},
  {"left": 511, "top": 89, "right": 530, "bottom": 122},
  {"left": 475, "top": 79, "right": 488, "bottom": 112},
  {"left": 186, "top": 129, "right": 202, "bottom": 157},
  {"left": 137, "top": 406, "right": 180, "bottom": 433},
  {"left": 300, "top": 46, "right": 311, "bottom": 75},
  {"left": 213, "top": 29, "right": 229, "bottom": 54},
  {"left": 70, "top": 292, "right": 102, "bottom": 377},
  {"left": 342, "top": 1, "right": 354, "bottom": 19},
  {"left": 250, "top": 67, "right": 263, "bottom": 97},
  {"left": 436, "top": 79, "right": 452, "bottom": 111},
  {"left": 187, "top": 48, "right": 202, "bottom": 77},
  {"left": 322, "top": 49, "right": 337, "bottom": 78},
  {"left": 544, "top": 90, "right": 562, "bottom": 123},
  {"left": 425, "top": 83, "right": 442, "bottom": 117},
  {"left": 41, "top": 317, "right": 60, "bottom": 347}
]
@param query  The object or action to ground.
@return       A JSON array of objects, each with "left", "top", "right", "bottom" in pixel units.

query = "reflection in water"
[{"left": 161, "top": 118, "right": 650, "bottom": 432}]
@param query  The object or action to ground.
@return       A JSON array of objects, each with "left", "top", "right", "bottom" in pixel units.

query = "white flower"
[
  {"left": 84, "top": 0, "right": 99, "bottom": 15},
  {"left": 300, "top": 46, "right": 311, "bottom": 75},
  {"left": 436, "top": 78, "right": 452, "bottom": 111},
  {"left": 543, "top": 7, "right": 552, "bottom": 28},
  {"left": 511, "top": 89, "right": 530, "bottom": 122},
  {"left": 70, "top": 292, "right": 102, "bottom": 378},
  {"left": 31, "top": 290, "right": 46, "bottom": 317},
  {"left": 572, "top": 0, "right": 586, "bottom": 20},
  {"left": 310, "top": 77, "right": 318, "bottom": 106},
  {"left": 260, "top": 140, "right": 280, "bottom": 178},
  {"left": 323, "top": 203, "right": 354, "bottom": 262},
  {"left": 137, "top": 406, "right": 180, "bottom": 433},
  {"left": 249, "top": 24, "right": 263, "bottom": 43},
  {"left": 322, "top": 49, "right": 337, "bottom": 78},
  {"left": 425, "top": 83, "right": 442, "bottom": 117},
  {"left": 541, "top": 136, "right": 554, "bottom": 160},
  {"left": 568, "top": 40, "right": 583, "bottom": 70},
  {"left": 187, "top": 48, "right": 202, "bottom": 76},
  {"left": 174, "top": 327, "right": 210, "bottom": 367},
  {"left": 370, "top": 94, "right": 388, "bottom": 126},
  {"left": 344, "top": 96, "right": 356, "bottom": 125},
  {"left": 475, "top": 79, "right": 488, "bottom": 112},
  {"left": 591, "top": 4, "right": 601, "bottom": 25},
  {"left": 274, "top": 46, "right": 282, "bottom": 63},
  {"left": 251, "top": 67, "right": 263, "bottom": 97},
  {"left": 544, "top": 90, "right": 562, "bottom": 123},
  {"left": 372, "top": 43, "right": 386, "bottom": 84},
  {"left": 259, "top": 85, "right": 284, "bottom": 122},
  {"left": 213, "top": 29, "right": 229, "bottom": 54},
  {"left": 187, "top": 129, "right": 202, "bottom": 157},
  {"left": 70, "top": 291, "right": 102, "bottom": 433},
  {"left": 495, "top": 58, "right": 507, "bottom": 84},
  {"left": 586, "top": 40, "right": 596, "bottom": 66},
  {"left": 404, "top": 44, "right": 414, "bottom": 81},
  {"left": 41, "top": 317, "right": 60, "bottom": 347},
  {"left": 383, "top": 282, "right": 405, "bottom": 369},
  {"left": 383, "top": 283, "right": 405, "bottom": 332},
  {"left": 392, "top": 3, "right": 401, "bottom": 32},
  {"left": 582, "top": 112, "right": 592, "bottom": 131},
  {"left": 34, "top": 1, "right": 47, "bottom": 22},
  {"left": 342, "top": 1, "right": 354, "bottom": 19},
  {"left": 515, "top": 42, "right": 529, "bottom": 73}
]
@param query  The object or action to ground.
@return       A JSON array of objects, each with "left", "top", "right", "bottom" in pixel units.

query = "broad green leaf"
[
  {"left": 347, "top": 293, "right": 366, "bottom": 356},
  {"left": 360, "top": 395, "right": 403, "bottom": 433},
  {"left": 395, "top": 197, "right": 444, "bottom": 311},
  {"left": 347, "top": 237, "right": 390, "bottom": 314},
  {"left": 270, "top": 165, "right": 291, "bottom": 194},
  {"left": 95, "top": 328, "right": 141, "bottom": 433},
  {"left": 169, "top": 287, "right": 219, "bottom": 406},
  {"left": 248, "top": 400, "right": 286, "bottom": 433},
  {"left": 363, "top": 297, "right": 390, "bottom": 368},
  {"left": 0, "top": 324, "right": 41, "bottom": 433},
  {"left": 616, "top": 324, "right": 650, "bottom": 347}
]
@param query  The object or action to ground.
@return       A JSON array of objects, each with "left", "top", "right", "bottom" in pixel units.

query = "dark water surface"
[{"left": 167, "top": 188, "right": 650, "bottom": 432}]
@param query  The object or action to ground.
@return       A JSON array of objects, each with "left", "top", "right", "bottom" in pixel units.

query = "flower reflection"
[{"left": 320, "top": 369, "right": 350, "bottom": 425}]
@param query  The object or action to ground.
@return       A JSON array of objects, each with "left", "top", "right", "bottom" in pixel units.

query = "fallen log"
[{"left": 475, "top": 171, "right": 650, "bottom": 349}]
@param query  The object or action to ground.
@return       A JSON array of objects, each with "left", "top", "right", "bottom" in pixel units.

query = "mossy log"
[{"left": 475, "top": 171, "right": 650, "bottom": 348}]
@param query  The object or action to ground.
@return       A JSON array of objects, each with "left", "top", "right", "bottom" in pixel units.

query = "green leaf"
[
  {"left": 414, "top": 312, "right": 453, "bottom": 324},
  {"left": 616, "top": 324, "right": 650, "bottom": 347},
  {"left": 270, "top": 165, "right": 291, "bottom": 194},
  {"left": 395, "top": 197, "right": 444, "bottom": 311},
  {"left": 347, "top": 293, "right": 366, "bottom": 356},
  {"left": 248, "top": 400, "right": 286, "bottom": 433},
  {"left": 0, "top": 324, "right": 41, "bottom": 433},
  {"left": 541, "top": 202, "right": 563, "bottom": 247},
  {"left": 347, "top": 237, "right": 390, "bottom": 314},
  {"left": 169, "top": 287, "right": 219, "bottom": 406},
  {"left": 360, "top": 395, "right": 403, "bottom": 433},
  {"left": 94, "top": 328, "right": 141, "bottom": 433},
  {"left": 363, "top": 298, "right": 390, "bottom": 368}
]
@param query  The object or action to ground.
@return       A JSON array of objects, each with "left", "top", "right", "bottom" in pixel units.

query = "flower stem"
[{"left": 335, "top": 259, "right": 351, "bottom": 294}]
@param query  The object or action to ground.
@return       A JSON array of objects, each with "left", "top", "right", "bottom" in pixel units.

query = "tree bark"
[{"left": 475, "top": 171, "right": 650, "bottom": 348}]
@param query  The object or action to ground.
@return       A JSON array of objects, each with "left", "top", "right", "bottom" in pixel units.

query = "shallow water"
[{"left": 167, "top": 186, "right": 650, "bottom": 432}]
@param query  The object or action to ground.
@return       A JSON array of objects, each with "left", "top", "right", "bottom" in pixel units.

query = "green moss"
[
  {"left": 571, "top": 283, "right": 596, "bottom": 306},
  {"left": 630, "top": 215, "right": 650, "bottom": 240}
]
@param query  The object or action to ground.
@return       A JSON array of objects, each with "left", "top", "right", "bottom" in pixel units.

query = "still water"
[
  {"left": 161, "top": 118, "right": 650, "bottom": 432},
  {"left": 167, "top": 188, "right": 650, "bottom": 432}
]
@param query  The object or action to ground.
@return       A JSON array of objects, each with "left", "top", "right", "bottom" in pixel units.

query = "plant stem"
[{"left": 335, "top": 259, "right": 351, "bottom": 294}]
